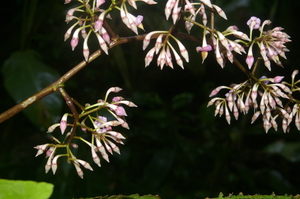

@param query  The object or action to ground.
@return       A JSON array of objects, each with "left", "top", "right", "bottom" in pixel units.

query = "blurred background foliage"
[{"left": 1, "top": 0, "right": 300, "bottom": 198}]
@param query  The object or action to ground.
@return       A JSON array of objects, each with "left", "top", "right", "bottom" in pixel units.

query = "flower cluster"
[
  {"left": 165, "top": 0, "right": 226, "bottom": 26},
  {"left": 245, "top": 16, "right": 291, "bottom": 70},
  {"left": 34, "top": 87, "right": 137, "bottom": 178},
  {"left": 64, "top": 0, "right": 156, "bottom": 61},
  {"left": 207, "top": 72, "right": 300, "bottom": 133},
  {"left": 120, "top": 0, "right": 157, "bottom": 34},
  {"left": 143, "top": 31, "right": 189, "bottom": 69},
  {"left": 196, "top": 26, "right": 248, "bottom": 67},
  {"left": 194, "top": 16, "right": 290, "bottom": 70}
]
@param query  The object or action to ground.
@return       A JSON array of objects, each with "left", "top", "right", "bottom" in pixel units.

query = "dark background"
[{"left": 1, "top": 0, "right": 300, "bottom": 198}]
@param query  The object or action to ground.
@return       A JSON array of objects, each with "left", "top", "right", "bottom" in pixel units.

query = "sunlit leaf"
[{"left": 0, "top": 179, "right": 53, "bottom": 199}]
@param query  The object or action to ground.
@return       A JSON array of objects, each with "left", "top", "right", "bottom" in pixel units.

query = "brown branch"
[
  {"left": 57, "top": 86, "right": 79, "bottom": 145},
  {"left": 0, "top": 50, "right": 101, "bottom": 123}
]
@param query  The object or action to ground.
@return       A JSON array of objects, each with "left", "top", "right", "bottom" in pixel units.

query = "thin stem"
[
  {"left": 184, "top": 17, "right": 215, "bottom": 33},
  {"left": 57, "top": 86, "right": 79, "bottom": 145},
  {"left": 210, "top": 3, "right": 215, "bottom": 33},
  {"left": 233, "top": 57, "right": 259, "bottom": 82}
]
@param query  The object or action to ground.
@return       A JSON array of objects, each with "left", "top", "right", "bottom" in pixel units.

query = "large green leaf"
[
  {"left": 0, "top": 179, "right": 53, "bottom": 199},
  {"left": 2, "top": 50, "right": 62, "bottom": 129}
]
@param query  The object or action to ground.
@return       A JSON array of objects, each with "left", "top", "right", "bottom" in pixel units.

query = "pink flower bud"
[
  {"left": 263, "top": 117, "right": 271, "bottom": 133},
  {"left": 95, "top": 33, "right": 108, "bottom": 54},
  {"left": 184, "top": 0, "right": 195, "bottom": 16},
  {"left": 145, "top": 47, "right": 156, "bottom": 67},
  {"left": 76, "top": 159, "right": 93, "bottom": 171},
  {"left": 115, "top": 106, "right": 127, "bottom": 116},
  {"left": 292, "top": 70, "right": 299, "bottom": 80},
  {"left": 212, "top": 4, "right": 227, "bottom": 20},
  {"left": 112, "top": 96, "right": 123, "bottom": 103},
  {"left": 71, "top": 28, "right": 80, "bottom": 51},
  {"left": 165, "top": 0, "right": 176, "bottom": 20},
  {"left": 66, "top": 8, "right": 76, "bottom": 22},
  {"left": 46, "top": 146, "right": 55, "bottom": 158},
  {"left": 60, "top": 114, "right": 68, "bottom": 134},
  {"left": 200, "top": 0, "right": 212, "bottom": 7},
  {"left": 51, "top": 155, "right": 60, "bottom": 174},
  {"left": 96, "top": 0, "right": 105, "bottom": 8},
  {"left": 91, "top": 148, "right": 101, "bottom": 167},
  {"left": 100, "top": 28, "right": 110, "bottom": 44},
  {"left": 246, "top": 45, "right": 254, "bottom": 69},
  {"left": 94, "top": 19, "right": 103, "bottom": 32},
  {"left": 83, "top": 36, "right": 90, "bottom": 61},
  {"left": 47, "top": 123, "right": 60, "bottom": 133},
  {"left": 141, "top": 0, "right": 157, "bottom": 4},
  {"left": 273, "top": 76, "right": 284, "bottom": 83},
  {"left": 176, "top": 39, "right": 189, "bottom": 62},
  {"left": 73, "top": 162, "right": 84, "bottom": 179}
]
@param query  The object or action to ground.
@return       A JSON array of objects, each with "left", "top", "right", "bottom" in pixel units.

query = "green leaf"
[
  {"left": 2, "top": 50, "right": 62, "bottom": 129},
  {"left": 0, "top": 179, "right": 54, "bottom": 199},
  {"left": 78, "top": 194, "right": 161, "bottom": 199},
  {"left": 207, "top": 192, "right": 300, "bottom": 199}
]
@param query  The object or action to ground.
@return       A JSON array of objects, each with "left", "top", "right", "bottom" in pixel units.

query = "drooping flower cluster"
[
  {"left": 208, "top": 71, "right": 300, "bottom": 133},
  {"left": 34, "top": 87, "right": 137, "bottom": 178},
  {"left": 193, "top": 15, "right": 291, "bottom": 70},
  {"left": 245, "top": 16, "right": 291, "bottom": 70},
  {"left": 64, "top": 0, "right": 156, "bottom": 61},
  {"left": 143, "top": 31, "right": 189, "bottom": 69}
]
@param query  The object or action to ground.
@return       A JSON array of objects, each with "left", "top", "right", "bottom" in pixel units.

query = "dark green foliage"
[{"left": 2, "top": 50, "right": 62, "bottom": 129}]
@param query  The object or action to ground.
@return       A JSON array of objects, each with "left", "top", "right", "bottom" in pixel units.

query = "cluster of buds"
[
  {"left": 194, "top": 16, "right": 290, "bottom": 70},
  {"left": 184, "top": 1, "right": 227, "bottom": 32},
  {"left": 34, "top": 87, "right": 137, "bottom": 178},
  {"left": 196, "top": 26, "right": 248, "bottom": 67},
  {"left": 208, "top": 71, "right": 300, "bottom": 133},
  {"left": 245, "top": 16, "right": 291, "bottom": 70},
  {"left": 64, "top": 0, "right": 156, "bottom": 61},
  {"left": 165, "top": 0, "right": 226, "bottom": 25},
  {"left": 143, "top": 31, "right": 189, "bottom": 69},
  {"left": 120, "top": 0, "right": 157, "bottom": 34}
]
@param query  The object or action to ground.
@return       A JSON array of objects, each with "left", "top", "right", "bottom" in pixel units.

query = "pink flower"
[
  {"left": 196, "top": 44, "right": 212, "bottom": 63},
  {"left": 196, "top": 45, "right": 212, "bottom": 52},
  {"left": 135, "top": 15, "right": 143, "bottom": 26},
  {"left": 247, "top": 16, "right": 261, "bottom": 29}
]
